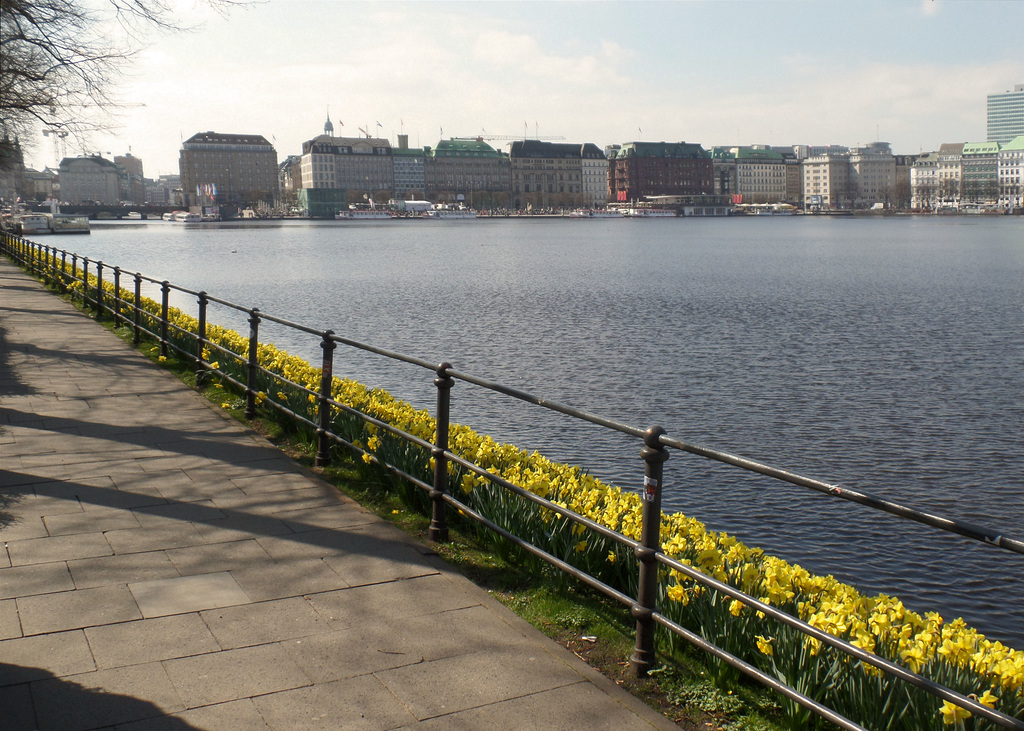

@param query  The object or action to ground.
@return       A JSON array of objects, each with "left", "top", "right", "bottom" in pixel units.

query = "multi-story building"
[
  {"left": 607, "top": 141, "right": 713, "bottom": 202},
  {"left": 393, "top": 135, "right": 426, "bottom": 200},
  {"left": 179, "top": 131, "right": 279, "bottom": 209},
  {"left": 732, "top": 146, "right": 786, "bottom": 203},
  {"left": 507, "top": 140, "right": 606, "bottom": 209},
  {"left": 935, "top": 143, "right": 964, "bottom": 207},
  {"left": 997, "top": 135, "right": 1024, "bottom": 209},
  {"left": 848, "top": 142, "right": 896, "bottom": 208},
  {"left": 424, "top": 138, "right": 509, "bottom": 207},
  {"left": 277, "top": 155, "right": 302, "bottom": 210},
  {"left": 710, "top": 147, "right": 737, "bottom": 197},
  {"left": 802, "top": 153, "right": 850, "bottom": 210},
  {"left": 960, "top": 142, "right": 1001, "bottom": 205},
  {"left": 145, "top": 174, "right": 181, "bottom": 205},
  {"left": 911, "top": 152, "right": 940, "bottom": 209},
  {"left": 58, "top": 156, "right": 119, "bottom": 204},
  {"left": 987, "top": 84, "right": 1024, "bottom": 145},
  {"left": 23, "top": 168, "right": 58, "bottom": 202},
  {"left": 779, "top": 150, "right": 803, "bottom": 204},
  {"left": 114, "top": 153, "right": 145, "bottom": 205},
  {"left": 298, "top": 130, "right": 393, "bottom": 216},
  {"left": 894, "top": 154, "right": 916, "bottom": 209}
]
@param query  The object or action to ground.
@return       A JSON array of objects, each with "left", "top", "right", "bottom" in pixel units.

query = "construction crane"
[
  {"left": 42, "top": 127, "right": 69, "bottom": 166},
  {"left": 454, "top": 134, "right": 566, "bottom": 142}
]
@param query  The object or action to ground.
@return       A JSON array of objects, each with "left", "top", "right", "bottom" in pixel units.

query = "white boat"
[
  {"left": 162, "top": 212, "right": 178, "bottom": 221},
  {"left": 13, "top": 214, "right": 52, "bottom": 234},
  {"left": 336, "top": 209, "right": 393, "bottom": 220},
  {"left": 621, "top": 208, "right": 676, "bottom": 218},
  {"left": 424, "top": 206, "right": 476, "bottom": 219},
  {"left": 173, "top": 211, "right": 202, "bottom": 222},
  {"left": 567, "top": 209, "right": 623, "bottom": 218},
  {"left": 51, "top": 214, "right": 91, "bottom": 234}
]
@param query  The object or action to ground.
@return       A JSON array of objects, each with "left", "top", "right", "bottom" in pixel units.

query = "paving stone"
[
  {"left": 0, "top": 561, "right": 74, "bottom": 599},
  {"left": 253, "top": 675, "right": 418, "bottom": 730},
  {"left": 43, "top": 506, "right": 141, "bottom": 536},
  {"left": 277, "top": 503, "right": 373, "bottom": 533},
  {"left": 68, "top": 550, "right": 180, "bottom": 589},
  {"left": 133, "top": 499, "right": 224, "bottom": 525},
  {"left": 162, "top": 643, "right": 311, "bottom": 709},
  {"left": 201, "top": 596, "right": 332, "bottom": 649},
  {"left": 85, "top": 613, "right": 221, "bottom": 669},
  {"left": 7, "top": 532, "right": 112, "bottom": 567},
  {"left": 375, "top": 649, "right": 582, "bottom": 721},
  {"left": 0, "top": 597, "right": 22, "bottom": 639},
  {"left": 17, "top": 584, "right": 142, "bottom": 635},
  {"left": 227, "top": 556, "right": 349, "bottom": 602},
  {"left": 165, "top": 539, "right": 272, "bottom": 576},
  {"left": 115, "top": 698, "right": 271, "bottom": 730},
  {"left": 230, "top": 471, "right": 319, "bottom": 495},
  {"left": 279, "top": 625, "right": 425, "bottom": 684},
  {"left": 32, "top": 662, "right": 185, "bottom": 731},
  {"left": 0, "top": 681, "right": 38, "bottom": 729},
  {"left": 104, "top": 521, "right": 206, "bottom": 554},
  {"left": 392, "top": 707, "right": 502, "bottom": 730},
  {"left": 129, "top": 572, "right": 250, "bottom": 618},
  {"left": 0, "top": 631, "right": 96, "bottom": 685},
  {"left": 484, "top": 678, "right": 667, "bottom": 730},
  {"left": 305, "top": 575, "right": 478, "bottom": 629}
]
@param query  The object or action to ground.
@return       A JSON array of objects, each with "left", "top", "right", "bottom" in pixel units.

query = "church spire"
[{"left": 324, "top": 106, "right": 334, "bottom": 136}]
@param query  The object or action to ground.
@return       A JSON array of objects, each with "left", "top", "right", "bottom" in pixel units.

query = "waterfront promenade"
[{"left": 0, "top": 257, "right": 677, "bottom": 730}]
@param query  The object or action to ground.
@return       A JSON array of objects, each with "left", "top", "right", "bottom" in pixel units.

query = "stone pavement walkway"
[{"left": 0, "top": 256, "right": 677, "bottom": 730}]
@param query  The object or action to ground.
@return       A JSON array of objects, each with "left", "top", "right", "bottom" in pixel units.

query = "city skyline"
[{"left": 23, "top": 0, "right": 1024, "bottom": 175}]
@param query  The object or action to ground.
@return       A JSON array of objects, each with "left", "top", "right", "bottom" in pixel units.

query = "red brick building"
[{"left": 607, "top": 141, "right": 713, "bottom": 202}]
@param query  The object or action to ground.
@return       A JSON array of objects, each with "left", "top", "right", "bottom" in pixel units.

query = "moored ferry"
[
  {"left": 336, "top": 209, "right": 394, "bottom": 220},
  {"left": 566, "top": 209, "right": 624, "bottom": 218},
  {"left": 51, "top": 214, "right": 91, "bottom": 234},
  {"left": 172, "top": 211, "right": 202, "bottom": 222},
  {"left": 620, "top": 207, "right": 676, "bottom": 218},
  {"left": 424, "top": 205, "right": 476, "bottom": 219}
]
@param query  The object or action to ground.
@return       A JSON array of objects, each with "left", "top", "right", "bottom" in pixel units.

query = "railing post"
[
  {"left": 314, "top": 330, "right": 336, "bottom": 467},
  {"left": 160, "top": 280, "right": 170, "bottom": 357},
  {"left": 82, "top": 259, "right": 90, "bottom": 309},
  {"left": 429, "top": 362, "right": 454, "bottom": 542},
  {"left": 244, "top": 308, "right": 260, "bottom": 419},
  {"left": 630, "top": 425, "right": 668, "bottom": 678},
  {"left": 95, "top": 261, "right": 104, "bottom": 319},
  {"left": 196, "top": 291, "right": 208, "bottom": 384},
  {"left": 112, "top": 267, "right": 121, "bottom": 328},
  {"left": 71, "top": 254, "right": 78, "bottom": 303},
  {"left": 60, "top": 250, "right": 67, "bottom": 292},
  {"left": 133, "top": 273, "right": 142, "bottom": 345}
]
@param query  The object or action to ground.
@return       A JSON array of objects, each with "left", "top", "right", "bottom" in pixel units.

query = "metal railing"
[{"left": 4, "top": 233, "right": 1022, "bottom": 731}]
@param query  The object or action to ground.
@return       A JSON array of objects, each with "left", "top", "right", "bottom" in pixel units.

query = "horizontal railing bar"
[
  {"left": 654, "top": 552, "right": 1024, "bottom": 728},
  {"left": 446, "top": 367, "right": 647, "bottom": 439},
  {"left": 651, "top": 613, "right": 870, "bottom": 731},
  {"left": 252, "top": 311, "right": 325, "bottom": 337},
  {"left": 658, "top": 434, "right": 1024, "bottom": 556},
  {"left": 327, "top": 332, "right": 436, "bottom": 371}
]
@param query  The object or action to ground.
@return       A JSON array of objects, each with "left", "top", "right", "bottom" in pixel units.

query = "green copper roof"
[
  {"left": 430, "top": 139, "right": 502, "bottom": 157},
  {"left": 962, "top": 142, "right": 1001, "bottom": 155},
  {"left": 1000, "top": 135, "right": 1024, "bottom": 151},
  {"left": 732, "top": 146, "right": 784, "bottom": 161}
]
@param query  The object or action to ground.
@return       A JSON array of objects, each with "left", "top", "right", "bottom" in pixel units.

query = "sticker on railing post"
[{"left": 643, "top": 476, "right": 658, "bottom": 502}]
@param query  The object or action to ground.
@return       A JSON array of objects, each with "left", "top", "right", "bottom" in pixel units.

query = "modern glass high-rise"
[{"left": 987, "top": 84, "right": 1024, "bottom": 145}]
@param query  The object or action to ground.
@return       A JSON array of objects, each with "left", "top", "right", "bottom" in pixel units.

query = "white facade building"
[
  {"left": 58, "top": 156, "right": 119, "bottom": 204},
  {"left": 998, "top": 135, "right": 1024, "bottom": 209}
]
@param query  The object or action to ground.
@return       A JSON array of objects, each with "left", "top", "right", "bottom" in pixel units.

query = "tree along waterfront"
[{"left": 75, "top": 215, "right": 1024, "bottom": 647}]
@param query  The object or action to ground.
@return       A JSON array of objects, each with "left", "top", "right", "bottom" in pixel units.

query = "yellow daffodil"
[{"left": 940, "top": 700, "right": 971, "bottom": 725}]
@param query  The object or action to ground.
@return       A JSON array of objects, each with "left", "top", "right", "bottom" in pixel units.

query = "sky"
[{"left": 24, "top": 0, "right": 1024, "bottom": 176}]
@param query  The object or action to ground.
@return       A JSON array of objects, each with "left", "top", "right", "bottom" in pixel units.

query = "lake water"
[{"left": 75, "top": 215, "right": 1024, "bottom": 645}]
